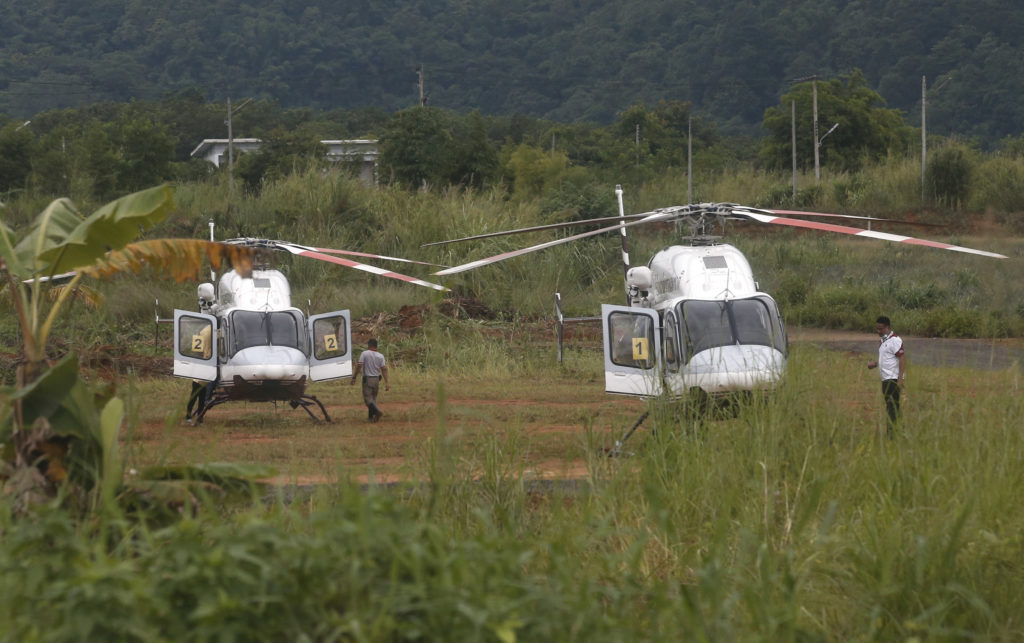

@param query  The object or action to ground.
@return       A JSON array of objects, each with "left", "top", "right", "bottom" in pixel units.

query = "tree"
[
  {"left": 608, "top": 100, "right": 720, "bottom": 176},
  {"left": 0, "top": 121, "right": 34, "bottom": 195},
  {"left": 504, "top": 143, "right": 569, "bottom": 200},
  {"left": 449, "top": 110, "right": 499, "bottom": 188},
  {"left": 235, "top": 129, "right": 328, "bottom": 192},
  {"left": 116, "top": 117, "right": 175, "bottom": 191},
  {"left": 379, "top": 107, "right": 459, "bottom": 189},
  {"left": 760, "top": 70, "right": 912, "bottom": 173}
]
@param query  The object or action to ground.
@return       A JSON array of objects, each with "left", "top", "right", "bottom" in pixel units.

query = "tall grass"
[{"left": 4, "top": 340, "right": 1024, "bottom": 639}]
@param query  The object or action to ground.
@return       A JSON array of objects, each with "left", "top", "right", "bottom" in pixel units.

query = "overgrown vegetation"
[{"left": 2, "top": 331, "right": 1023, "bottom": 639}]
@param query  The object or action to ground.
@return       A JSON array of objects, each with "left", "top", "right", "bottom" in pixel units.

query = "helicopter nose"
[{"left": 258, "top": 364, "right": 286, "bottom": 380}]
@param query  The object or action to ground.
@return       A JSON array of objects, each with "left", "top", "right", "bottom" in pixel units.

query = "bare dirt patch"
[{"left": 120, "top": 323, "right": 1023, "bottom": 486}]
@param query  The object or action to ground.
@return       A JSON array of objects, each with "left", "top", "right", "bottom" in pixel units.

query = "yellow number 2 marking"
[
  {"left": 632, "top": 337, "right": 649, "bottom": 361},
  {"left": 323, "top": 333, "right": 338, "bottom": 352},
  {"left": 191, "top": 334, "right": 206, "bottom": 354}
]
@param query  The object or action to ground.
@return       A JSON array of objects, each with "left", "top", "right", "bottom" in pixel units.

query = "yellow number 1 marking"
[{"left": 632, "top": 337, "right": 649, "bottom": 361}]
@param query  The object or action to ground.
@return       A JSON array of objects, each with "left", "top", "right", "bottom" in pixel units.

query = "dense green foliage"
[{"left": 3, "top": 0, "right": 1024, "bottom": 145}]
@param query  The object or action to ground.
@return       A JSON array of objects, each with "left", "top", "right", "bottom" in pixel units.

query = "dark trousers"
[
  {"left": 362, "top": 375, "right": 382, "bottom": 420},
  {"left": 186, "top": 380, "right": 217, "bottom": 419},
  {"left": 881, "top": 379, "right": 901, "bottom": 436}
]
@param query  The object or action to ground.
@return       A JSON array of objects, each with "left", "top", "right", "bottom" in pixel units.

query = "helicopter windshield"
[
  {"left": 678, "top": 296, "right": 785, "bottom": 357},
  {"left": 229, "top": 310, "right": 306, "bottom": 355}
]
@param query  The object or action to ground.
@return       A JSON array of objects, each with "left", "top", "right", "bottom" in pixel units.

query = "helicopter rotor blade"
[
  {"left": 421, "top": 212, "right": 659, "bottom": 247},
  {"left": 756, "top": 208, "right": 945, "bottom": 227},
  {"left": 274, "top": 242, "right": 451, "bottom": 291},
  {"left": 433, "top": 208, "right": 684, "bottom": 276},
  {"left": 305, "top": 245, "right": 448, "bottom": 268},
  {"left": 732, "top": 208, "right": 1007, "bottom": 259}
]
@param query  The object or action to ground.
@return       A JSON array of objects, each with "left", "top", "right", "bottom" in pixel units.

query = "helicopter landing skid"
[
  {"left": 191, "top": 393, "right": 332, "bottom": 424},
  {"left": 288, "top": 395, "right": 331, "bottom": 423},
  {"left": 604, "top": 410, "right": 650, "bottom": 457}
]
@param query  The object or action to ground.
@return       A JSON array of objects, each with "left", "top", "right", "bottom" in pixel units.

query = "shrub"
[{"left": 925, "top": 140, "right": 975, "bottom": 209}]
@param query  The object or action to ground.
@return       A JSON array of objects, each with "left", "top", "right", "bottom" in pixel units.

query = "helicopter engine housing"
[{"left": 646, "top": 243, "right": 757, "bottom": 306}]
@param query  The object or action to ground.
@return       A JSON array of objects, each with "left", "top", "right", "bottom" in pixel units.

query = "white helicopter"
[
  {"left": 427, "top": 186, "right": 1006, "bottom": 407},
  {"left": 171, "top": 225, "right": 448, "bottom": 424}
]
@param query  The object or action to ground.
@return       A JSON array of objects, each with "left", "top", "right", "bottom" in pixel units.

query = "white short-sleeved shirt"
[
  {"left": 878, "top": 332, "right": 905, "bottom": 381},
  {"left": 358, "top": 349, "right": 386, "bottom": 377}
]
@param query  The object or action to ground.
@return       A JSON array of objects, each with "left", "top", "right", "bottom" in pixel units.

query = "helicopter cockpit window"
[
  {"left": 732, "top": 298, "right": 781, "bottom": 349},
  {"left": 312, "top": 316, "right": 348, "bottom": 360},
  {"left": 681, "top": 301, "right": 732, "bottom": 355},
  {"left": 608, "top": 311, "right": 656, "bottom": 369},
  {"left": 679, "top": 297, "right": 786, "bottom": 356},
  {"left": 178, "top": 316, "right": 213, "bottom": 360},
  {"left": 230, "top": 311, "right": 305, "bottom": 354}
]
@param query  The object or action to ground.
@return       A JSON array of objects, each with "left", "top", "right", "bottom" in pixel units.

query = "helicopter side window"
[
  {"left": 663, "top": 311, "right": 680, "bottom": 372},
  {"left": 312, "top": 316, "right": 348, "bottom": 360},
  {"left": 608, "top": 311, "right": 656, "bottom": 369},
  {"left": 178, "top": 316, "right": 213, "bottom": 360}
]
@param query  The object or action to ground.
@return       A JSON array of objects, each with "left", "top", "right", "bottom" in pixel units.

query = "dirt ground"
[
  {"left": 117, "top": 323, "right": 1024, "bottom": 487},
  {"left": 789, "top": 327, "right": 1024, "bottom": 371}
]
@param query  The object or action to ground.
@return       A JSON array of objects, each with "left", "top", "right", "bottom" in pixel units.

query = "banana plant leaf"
[{"left": 34, "top": 185, "right": 174, "bottom": 275}]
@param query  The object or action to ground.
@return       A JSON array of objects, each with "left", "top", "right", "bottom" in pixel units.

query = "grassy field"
[{"left": 20, "top": 326, "right": 1009, "bottom": 640}]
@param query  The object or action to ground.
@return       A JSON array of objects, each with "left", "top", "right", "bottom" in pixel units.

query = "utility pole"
[
  {"left": 812, "top": 75, "right": 820, "bottom": 183},
  {"left": 921, "top": 75, "right": 927, "bottom": 201},
  {"left": 687, "top": 116, "right": 693, "bottom": 203},
  {"left": 790, "top": 74, "right": 822, "bottom": 182},
  {"left": 227, "top": 98, "right": 234, "bottom": 195},
  {"left": 635, "top": 124, "right": 640, "bottom": 167},
  {"left": 226, "top": 97, "right": 253, "bottom": 196},
  {"left": 791, "top": 100, "right": 797, "bottom": 198},
  {"left": 417, "top": 65, "right": 426, "bottom": 106}
]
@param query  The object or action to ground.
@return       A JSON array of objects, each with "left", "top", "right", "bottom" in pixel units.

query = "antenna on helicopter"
[
  {"left": 616, "top": 185, "right": 630, "bottom": 306},
  {"left": 208, "top": 218, "right": 216, "bottom": 283}
]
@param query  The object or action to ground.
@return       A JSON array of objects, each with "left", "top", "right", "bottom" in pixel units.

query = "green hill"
[{"left": 2, "top": 0, "right": 1023, "bottom": 144}]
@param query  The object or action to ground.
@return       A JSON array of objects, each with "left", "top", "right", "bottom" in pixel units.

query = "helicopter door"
[
  {"left": 601, "top": 304, "right": 662, "bottom": 397},
  {"left": 308, "top": 310, "right": 352, "bottom": 381},
  {"left": 173, "top": 310, "right": 218, "bottom": 381}
]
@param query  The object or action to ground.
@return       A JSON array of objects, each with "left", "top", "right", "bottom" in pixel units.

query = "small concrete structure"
[{"left": 190, "top": 138, "right": 379, "bottom": 184}]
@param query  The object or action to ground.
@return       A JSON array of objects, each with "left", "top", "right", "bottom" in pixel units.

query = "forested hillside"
[{"left": 2, "top": 0, "right": 1022, "bottom": 145}]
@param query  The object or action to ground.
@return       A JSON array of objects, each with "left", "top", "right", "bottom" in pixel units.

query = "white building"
[{"left": 190, "top": 138, "right": 379, "bottom": 184}]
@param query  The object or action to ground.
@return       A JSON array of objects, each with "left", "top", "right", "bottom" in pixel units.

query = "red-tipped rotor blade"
[
  {"left": 309, "top": 246, "right": 446, "bottom": 268},
  {"left": 764, "top": 208, "right": 944, "bottom": 227},
  {"left": 434, "top": 209, "right": 680, "bottom": 276},
  {"left": 735, "top": 210, "right": 1006, "bottom": 259},
  {"left": 277, "top": 243, "right": 450, "bottom": 291}
]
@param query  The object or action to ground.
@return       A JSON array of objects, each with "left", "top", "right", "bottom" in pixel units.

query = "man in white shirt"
[
  {"left": 867, "top": 315, "right": 906, "bottom": 436},
  {"left": 350, "top": 338, "right": 389, "bottom": 422}
]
